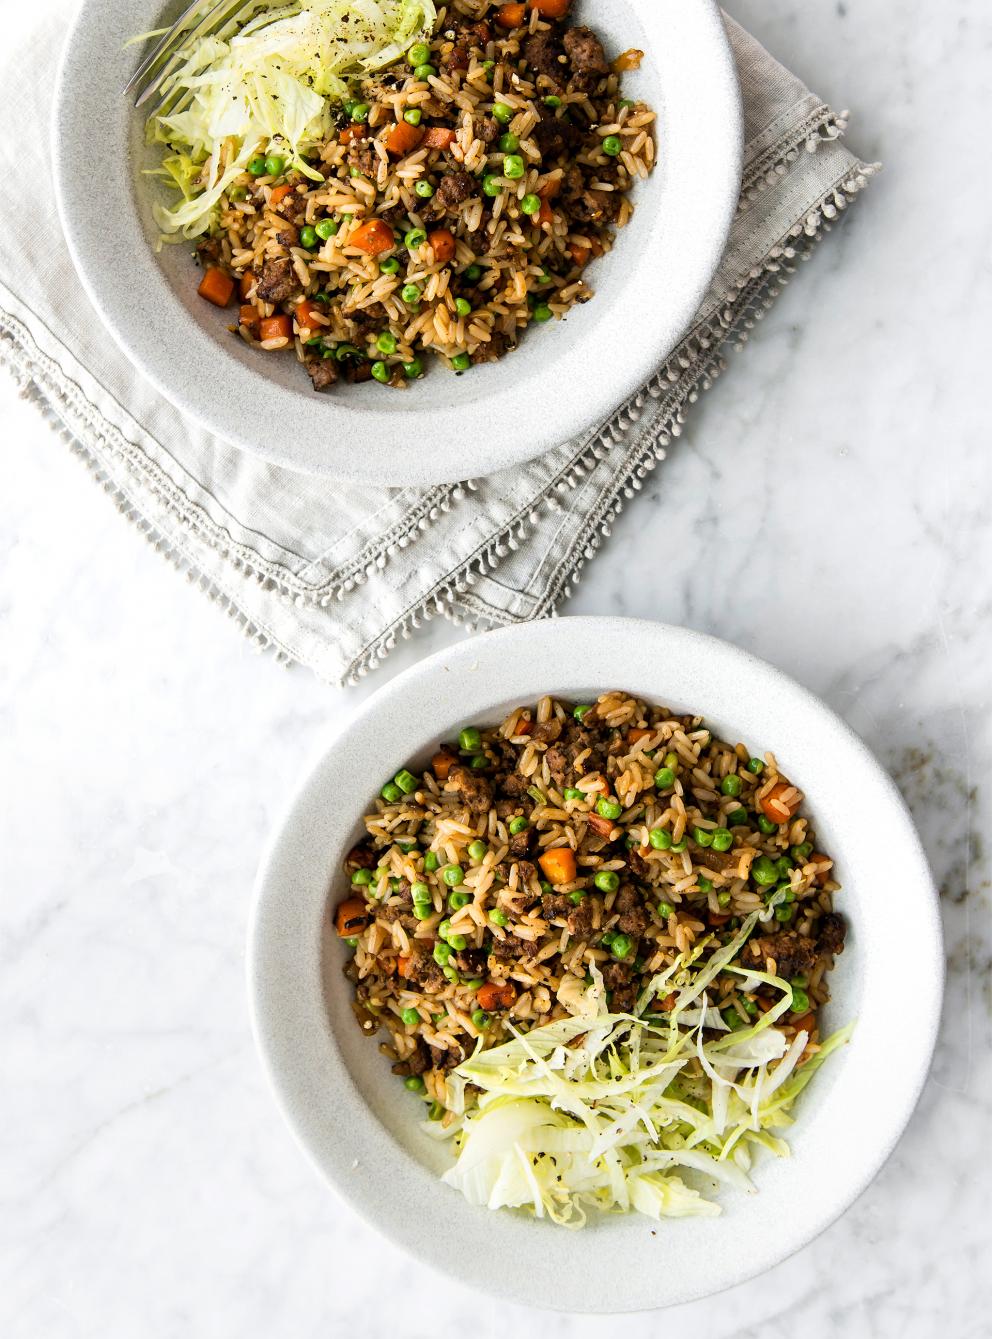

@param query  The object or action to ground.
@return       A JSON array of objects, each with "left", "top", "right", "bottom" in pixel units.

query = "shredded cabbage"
[
  {"left": 144, "top": 0, "right": 437, "bottom": 239},
  {"left": 436, "top": 915, "right": 854, "bottom": 1227}
]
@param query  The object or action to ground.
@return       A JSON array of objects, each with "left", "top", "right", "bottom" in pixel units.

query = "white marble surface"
[{"left": 2, "top": 0, "right": 990, "bottom": 1334}]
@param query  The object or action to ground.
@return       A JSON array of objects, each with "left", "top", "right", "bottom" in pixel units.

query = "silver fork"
[{"left": 123, "top": 0, "right": 253, "bottom": 108}]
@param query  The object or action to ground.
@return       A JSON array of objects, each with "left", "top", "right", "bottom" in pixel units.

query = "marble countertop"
[{"left": 2, "top": 0, "right": 989, "bottom": 1335}]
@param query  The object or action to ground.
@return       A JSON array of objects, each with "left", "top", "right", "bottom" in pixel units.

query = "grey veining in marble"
[{"left": 2, "top": 0, "right": 990, "bottom": 1334}]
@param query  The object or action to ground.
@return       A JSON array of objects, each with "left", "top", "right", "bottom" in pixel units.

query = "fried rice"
[
  {"left": 334, "top": 691, "right": 847, "bottom": 1119},
  {"left": 191, "top": 1, "right": 656, "bottom": 390}
]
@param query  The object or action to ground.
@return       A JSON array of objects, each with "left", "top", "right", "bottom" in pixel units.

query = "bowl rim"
[
  {"left": 51, "top": 0, "right": 743, "bottom": 486},
  {"left": 247, "top": 617, "right": 944, "bottom": 1312}
]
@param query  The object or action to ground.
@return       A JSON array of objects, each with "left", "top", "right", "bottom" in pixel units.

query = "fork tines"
[{"left": 123, "top": 0, "right": 251, "bottom": 108}]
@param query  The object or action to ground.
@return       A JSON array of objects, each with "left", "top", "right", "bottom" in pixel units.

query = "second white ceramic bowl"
[
  {"left": 249, "top": 618, "right": 942, "bottom": 1312},
  {"left": 53, "top": 0, "right": 742, "bottom": 485}
]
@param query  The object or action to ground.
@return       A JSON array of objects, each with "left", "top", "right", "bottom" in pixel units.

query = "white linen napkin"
[{"left": 0, "top": 4, "right": 875, "bottom": 684}]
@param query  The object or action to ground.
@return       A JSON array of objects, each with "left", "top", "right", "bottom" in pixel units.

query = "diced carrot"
[
  {"left": 239, "top": 304, "right": 260, "bottom": 331},
  {"left": 708, "top": 912, "right": 732, "bottom": 927},
  {"left": 759, "top": 782, "right": 802, "bottom": 825},
  {"left": 340, "top": 124, "right": 368, "bottom": 144},
  {"left": 432, "top": 749, "right": 457, "bottom": 781},
  {"left": 809, "top": 853, "right": 833, "bottom": 886},
  {"left": 350, "top": 219, "right": 396, "bottom": 256},
  {"left": 384, "top": 120, "right": 425, "bottom": 158},
  {"left": 239, "top": 271, "right": 256, "bottom": 300},
  {"left": 197, "top": 266, "right": 235, "bottom": 308},
  {"left": 477, "top": 981, "right": 516, "bottom": 1011},
  {"left": 424, "top": 127, "right": 457, "bottom": 151},
  {"left": 568, "top": 241, "right": 592, "bottom": 269},
  {"left": 613, "top": 48, "right": 644, "bottom": 72},
  {"left": 537, "top": 200, "right": 554, "bottom": 227},
  {"left": 496, "top": 2, "right": 527, "bottom": 26},
  {"left": 628, "top": 728, "right": 653, "bottom": 743},
  {"left": 651, "top": 991, "right": 678, "bottom": 1012},
  {"left": 791, "top": 1012, "right": 816, "bottom": 1034},
  {"left": 259, "top": 315, "right": 293, "bottom": 346},
  {"left": 538, "top": 179, "right": 561, "bottom": 201},
  {"left": 427, "top": 228, "right": 456, "bottom": 263},
  {"left": 334, "top": 897, "right": 369, "bottom": 938},
  {"left": 397, "top": 954, "right": 413, "bottom": 978},
  {"left": 586, "top": 813, "right": 615, "bottom": 838},
  {"left": 269, "top": 183, "right": 294, "bottom": 207},
  {"left": 294, "top": 299, "right": 325, "bottom": 338},
  {"left": 515, "top": 719, "right": 534, "bottom": 736},
  {"left": 539, "top": 847, "right": 576, "bottom": 885},
  {"left": 528, "top": 0, "right": 572, "bottom": 17}
]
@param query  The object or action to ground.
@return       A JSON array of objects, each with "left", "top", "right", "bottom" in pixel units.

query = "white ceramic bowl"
[
  {"left": 249, "top": 618, "right": 943, "bottom": 1312},
  {"left": 53, "top": 1, "right": 742, "bottom": 486}
]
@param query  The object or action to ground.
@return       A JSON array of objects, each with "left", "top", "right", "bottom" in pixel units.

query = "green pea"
[
  {"left": 377, "top": 331, "right": 399, "bottom": 355},
  {"left": 411, "top": 881, "right": 431, "bottom": 902},
  {"left": 315, "top": 218, "right": 339, "bottom": 241},
  {"left": 428, "top": 1100, "right": 445, "bottom": 1120},
  {"left": 693, "top": 826, "right": 714, "bottom": 848},
  {"left": 413, "top": 902, "right": 433, "bottom": 921},
  {"left": 438, "top": 918, "right": 453, "bottom": 940},
  {"left": 469, "top": 755, "right": 488, "bottom": 770},
  {"left": 404, "top": 1074, "right": 425, "bottom": 1092},
  {"left": 247, "top": 156, "right": 267, "bottom": 177},
  {"left": 783, "top": 889, "right": 796, "bottom": 903},
  {"left": 594, "top": 870, "right": 619, "bottom": 893},
  {"left": 602, "top": 135, "right": 622, "bottom": 157},
  {"left": 483, "top": 175, "right": 503, "bottom": 197},
  {"left": 670, "top": 836, "right": 688, "bottom": 853},
  {"left": 398, "top": 284, "right": 422, "bottom": 310},
  {"left": 448, "top": 933, "right": 467, "bottom": 951},
  {"left": 597, "top": 797, "right": 622, "bottom": 821},
  {"left": 776, "top": 856, "right": 794, "bottom": 881},
  {"left": 414, "top": 179, "right": 435, "bottom": 198},
  {"left": 414, "top": 64, "right": 437, "bottom": 80},
  {"left": 573, "top": 705, "right": 593, "bottom": 721},
  {"left": 228, "top": 184, "right": 248, "bottom": 202},
  {"left": 658, "top": 900, "right": 675, "bottom": 918},
  {"left": 298, "top": 225, "right": 317, "bottom": 250},
  {"left": 449, "top": 890, "right": 471, "bottom": 909},
  {"left": 379, "top": 256, "right": 401, "bottom": 274},
  {"left": 600, "top": 929, "right": 617, "bottom": 947},
  {"left": 464, "top": 263, "right": 483, "bottom": 281},
  {"left": 471, "top": 1008, "right": 491, "bottom": 1029},
  {"left": 726, "top": 809, "right": 749, "bottom": 828},
  {"left": 371, "top": 361, "right": 390, "bottom": 384},
  {"left": 568, "top": 890, "right": 585, "bottom": 905},
  {"left": 381, "top": 781, "right": 402, "bottom": 802},
  {"left": 499, "top": 132, "right": 520, "bottom": 152},
  {"left": 791, "top": 842, "right": 813, "bottom": 862},
  {"left": 492, "top": 102, "right": 513, "bottom": 124},
  {"left": 263, "top": 154, "right": 285, "bottom": 176},
  {"left": 540, "top": 882, "right": 553, "bottom": 895},
  {"left": 649, "top": 827, "right": 672, "bottom": 850},
  {"left": 443, "top": 865, "right": 464, "bottom": 887},
  {"left": 345, "top": 936, "right": 359, "bottom": 948},
  {"left": 404, "top": 358, "right": 424, "bottom": 379},
  {"left": 520, "top": 193, "right": 541, "bottom": 216},
  {"left": 459, "top": 727, "right": 482, "bottom": 752},
  {"left": 717, "top": 891, "right": 731, "bottom": 907},
  {"left": 468, "top": 839, "right": 487, "bottom": 861},
  {"left": 721, "top": 774, "right": 743, "bottom": 797},
  {"left": 404, "top": 108, "right": 423, "bottom": 126},
  {"left": 405, "top": 228, "right": 427, "bottom": 249},
  {"left": 482, "top": 59, "right": 495, "bottom": 79},
  {"left": 451, "top": 353, "right": 471, "bottom": 371},
  {"left": 350, "top": 103, "right": 370, "bottom": 123},
  {"left": 709, "top": 829, "right": 733, "bottom": 853},
  {"left": 465, "top": 978, "right": 484, "bottom": 991},
  {"left": 532, "top": 304, "right": 552, "bottom": 323},
  {"left": 488, "top": 908, "right": 508, "bottom": 927},
  {"left": 775, "top": 905, "right": 794, "bottom": 923},
  {"left": 564, "top": 788, "right": 584, "bottom": 801},
  {"left": 697, "top": 876, "right": 713, "bottom": 892},
  {"left": 654, "top": 767, "right": 676, "bottom": 789},
  {"left": 442, "top": 964, "right": 460, "bottom": 983},
  {"left": 747, "top": 757, "right": 765, "bottom": 775},
  {"left": 543, "top": 95, "right": 562, "bottom": 108},
  {"left": 433, "top": 942, "right": 452, "bottom": 966},
  {"left": 751, "top": 856, "right": 779, "bottom": 886},
  {"left": 351, "top": 868, "right": 373, "bottom": 886},
  {"left": 455, "top": 297, "right": 472, "bottom": 316},
  {"left": 509, "top": 816, "right": 529, "bottom": 835},
  {"left": 611, "top": 933, "right": 633, "bottom": 960},
  {"left": 407, "top": 41, "right": 432, "bottom": 67},
  {"left": 741, "top": 996, "right": 758, "bottom": 1015},
  {"left": 401, "top": 1007, "right": 420, "bottom": 1026},
  {"left": 757, "top": 814, "right": 779, "bottom": 835},
  {"left": 618, "top": 98, "right": 635, "bottom": 110},
  {"left": 503, "top": 154, "right": 525, "bottom": 179},
  {"left": 423, "top": 851, "right": 439, "bottom": 872}
]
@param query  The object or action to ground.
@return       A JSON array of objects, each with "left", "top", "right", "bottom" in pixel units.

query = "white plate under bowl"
[
  {"left": 52, "top": 1, "right": 742, "bottom": 486},
  {"left": 248, "top": 618, "right": 943, "bottom": 1312}
]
